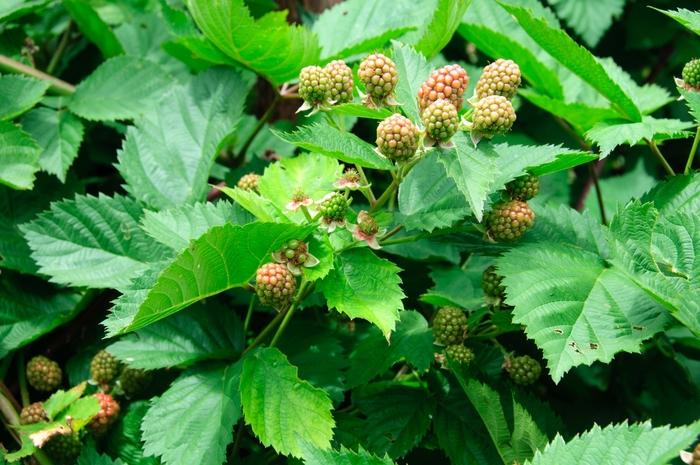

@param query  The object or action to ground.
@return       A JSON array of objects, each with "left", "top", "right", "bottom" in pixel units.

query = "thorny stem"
[
  {"left": 685, "top": 126, "right": 700, "bottom": 174},
  {"left": 589, "top": 163, "right": 607, "bottom": 225},
  {"left": 644, "top": 138, "right": 675, "bottom": 176},
  {"left": 270, "top": 281, "right": 312, "bottom": 347},
  {"left": 0, "top": 54, "right": 75, "bottom": 95},
  {"left": 243, "top": 295, "right": 256, "bottom": 333},
  {"left": 17, "top": 351, "right": 29, "bottom": 407},
  {"left": 236, "top": 94, "right": 281, "bottom": 159},
  {"left": 46, "top": 21, "right": 71, "bottom": 75}
]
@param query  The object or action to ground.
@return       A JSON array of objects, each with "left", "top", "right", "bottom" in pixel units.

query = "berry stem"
[
  {"left": 236, "top": 93, "right": 281, "bottom": 160},
  {"left": 588, "top": 163, "right": 607, "bottom": 225},
  {"left": 685, "top": 126, "right": 700, "bottom": 174},
  {"left": 644, "top": 138, "right": 675, "bottom": 176},
  {"left": 243, "top": 294, "right": 256, "bottom": 333},
  {"left": 300, "top": 205, "right": 314, "bottom": 223},
  {"left": 0, "top": 54, "right": 75, "bottom": 95},
  {"left": 370, "top": 180, "right": 398, "bottom": 212},
  {"left": 380, "top": 225, "right": 403, "bottom": 241},
  {"left": 17, "top": 351, "right": 29, "bottom": 407},
  {"left": 242, "top": 310, "right": 287, "bottom": 355},
  {"left": 355, "top": 166, "right": 376, "bottom": 204},
  {"left": 270, "top": 281, "right": 311, "bottom": 348},
  {"left": 46, "top": 21, "right": 72, "bottom": 75}
]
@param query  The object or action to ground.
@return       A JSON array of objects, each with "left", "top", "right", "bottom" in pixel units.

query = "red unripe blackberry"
[
  {"left": 421, "top": 99, "right": 459, "bottom": 143},
  {"left": 299, "top": 66, "right": 331, "bottom": 107},
  {"left": 20, "top": 402, "right": 48, "bottom": 425},
  {"left": 432, "top": 307, "right": 468, "bottom": 346},
  {"left": 506, "top": 174, "right": 539, "bottom": 201},
  {"left": 376, "top": 114, "right": 419, "bottom": 161},
  {"left": 358, "top": 53, "right": 398, "bottom": 107},
  {"left": 237, "top": 173, "right": 260, "bottom": 193},
  {"left": 487, "top": 200, "right": 534, "bottom": 242},
  {"left": 324, "top": 60, "right": 354, "bottom": 104},
  {"left": 476, "top": 59, "right": 521, "bottom": 99},
  {"left": 255, "top": 263, "right": 297, "bottom": 309},
  {"left": 504, "top": 355, "right": 541, "bottom": 385},
  {"left": 26, "top": 355, "right": 62, "bottom": 392},
  {"left": 472, "top": 95, "right": 516, "bottom": 137},
  {"left": 90, "top": 350, "right": 121, "bottom": 384},
  {"left": 418, "top": 64, "right": 469, "bottom": 111},
  {"left": 89, "top": 392, "right": 120, "bottom": 436}
]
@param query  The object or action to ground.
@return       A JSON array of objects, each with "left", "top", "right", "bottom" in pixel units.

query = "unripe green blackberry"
[
  {"left": 237, "top": 173, "right": 260, "bottom": 192},
  {"left": 90, "top": 350, "right": 121, "bottom": 384},
  {"left": 482, "top": 265, "right": 505, "bottom": 301},
  {"left": 273, "top": 240, "right": 311, "bottom": 268},
  {"left": 324, "top": 60, "right": 353, "bottom": 104},
  {"left": 506, "top": 174, "right": 539, "bottom": 201},
  {"left": 255, "top": 263, "right": 297, "bottom": 309},
  {"left": 487, "top": 200, "right": 535, "bottom": 242},
  {"left": 26, "top": 356, "right": 62, "bottom": 392},
  {"left": 445, "top": 345, "right": 474, "bottom": 365},
  {"left": 418, "top": 64, "right": 469, "bottom": 111},
  {"left": 119, "top": 368, "right": 153, "bottom": 398},
  {"left": 43, "top": 432, "right": 81, "bottom": 465},
  {"left": 504, "top": 355, "right": 541, "bottom": 385},
  {"left": 421, "top": 99, "right": 459, "bottom": 144},
  {"left": 432, "top": 307, "right": 468, "bottom": 346},
  {"left": 318, "top": 192, "right": 348, "bottom": 222},
  {"left": 476, "top": 59, "right": 521, "bottom": 99},
  {"left": 299, "top": 65, "right": 331, "bottom": 110},
  {"left": 358, "top": 53, "right": 398, "bottom": 107},
  {"left": 682, "top": 58, "right": 700, "bottom": 89},
  {"left": 20, "top": 402, "right": 48, "bottom": 425},
  {"left": 89, "top": 392, "right": 120, "bottom": 436},
  {"left": 376, "top": 114, "right": 419, "bottom": 161},
  {"left": 471, "top": 95, "right": 516, "bottom": 137}
]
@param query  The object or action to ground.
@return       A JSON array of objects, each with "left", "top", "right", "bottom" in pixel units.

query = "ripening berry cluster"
[
  {"left": 504, "top": 354, "right": 542, "bottom": 385},
  {"left": 298, "top": 59, "right": 354, "bottom": 112},
  {"left": 468, "top": 59, "right": 521, "bottom": 140},
  {"left": 485, "top": 172, "right": 539, "bottom": 243},
  {"left": 20, "top": 351, "right": 154, "bottom": 464},
  {"left": 431, "top": 307, "right": 474, "bottom": 368}
]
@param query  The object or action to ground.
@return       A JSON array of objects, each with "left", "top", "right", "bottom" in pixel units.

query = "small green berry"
[
  {"left": 432, "top": 307, "right": 468, "bottom": 346},
  {"left": 504, "top": 355, "right": 542, "bottom": 385}
]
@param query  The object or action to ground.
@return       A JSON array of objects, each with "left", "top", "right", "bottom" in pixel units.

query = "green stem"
[
  {"left": 46, "top": 21, "right": 71, "bottom": 75},
  {"left": 355, "top": 166, "right": 376, "bottom": 205},
  {"left": 0, "top": 353, "right": 13, "bottom": 381},
  {"left": 380, "top": 225, "right": 403, "bottom": 241},
  {"left": 0, "top": 388, "right": 19, "bottom": 427},
  {"left": 300, "top": 205, "right": 314, "bottom": 223},
  {"left": 237, "top": 94, "right": 281, "bottom": 159},
  {"left": 0, "top": 54, "right": 75, "bottom": 95},
  {"left": 243, "top": 295, "right": 256, "bottom": 333},
  {"left": 380, "top": 233, "right": 426, "bottom": 246},
  {"left": 685, "top": 126, "right": 700, "bottom": 174},
  {"left": 270, "top": 281, "right": 311, "bottom": 347},
  {"left": 17, "top": 351, "right": 29, "bottom": 407},
  {"left": 589, "top": 163, "right": 607, "bottom": 225},
  {"left": 644, "top": 138, "right": 675, "bottom": 176},
  {"left": 242, "top": 309, "right": 287, "bottom": 356},
  {"left": 370, "top": 180, "right": 398, "bottom": 213}
]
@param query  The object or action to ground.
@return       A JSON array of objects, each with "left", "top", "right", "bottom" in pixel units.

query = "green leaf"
[
  {"left": 302, "top": 234, "right": 334, "bottom": 283},
  {"left": 519, "top": 89, "right": 618, "bottom": 132},
  {"left": 0, "top": 75, "right": 48, "bottom": 120},
  {"left": 437, "top": 132, "right": 498, "bottom": 222},
  {"left": 0, "top": 270, "right": 81, "bottom": 357},
  {"left": 141, "top": 201, "right": 239, "bottom": 251},
  {"left": 584, "top": 161, "right": 656, "bottom": 221},
  {"left": 548, "top": 0, "right": 625, "bottom": 47},
  {"left": 43, "top": 383, "right": 86, "bottom": 419},
  {"left": 677, "top": 86, "right": 700, "bottom": 125},
  {"left": 188, "top": 0, "right": 320, "bottom": 85},
  {"left": 273, "top": 124, "right": 392, "bottom": 170},
  {"left": 414, "top": 0, "right": 471, "bottom": 58},
  {"left": 0, "top": 121, "right": 41, "bottom": 190},
  {"left": 257, "top": 152, "right": 342, "bottom": 220},
  {"left": 106, "top": 401, "right": 158, "bottom": 465},
  {"left": 217, "top": 186, "right": 284, "bottom": 222},
  {"left": 525, "top": 420, "right": 700, "bottom": 465},
  {"left": 21, "top": 194, "right": 172, "bottom": 289},
  {"left": 598, "top": 58, "right": 673, "bottom": 115},
  {"left": 21, "top": 108, "right": 84, "bottom": 182},
  {"left": 642, "top": 173, "right": 700, "bottom": 217},
  {"left": 107, "top": 302, "right": 244, "bottom": 369},
  {"left": 117, "top": 68, "right": 253, "bottom": 209},
  {"left": 301, "top": 445, "right": 395, "bottom": 465},
  {"left": 329, "top": 104, "right": 392, "bottom": 120},
  {"left": 109, "top": 222, "right": 313, "bottom": 334},
  {"left": 398, "top": 152, "right": 469, "bottom": 232},
  {"left": 77, "top": 445, "right": 126, "bottom": 465},
  {"left": 353, "top": 384, "right": 434, "bottom": 458},
  {"left": 312, "top": 0, "right": 415, "bottom": 60},
  {"left": 654, "top": 7, "right": 700, "bottom": 36},
  {"left": 346, "top": 311, "right": 433, "bottom": 388},
  {"left": 63, "top": 0, "right": 124, "bottom": 58},
  {"left": 499, "top": 2, "right": 641, "bottom": 121},
  {"left": 391, "top": 41, "right": 432, "bottom": 124},
  {"left": 318, "top": 248, "right": 404, "bottom": 337},
  {"left": 240, "top": 347, "right": 334, "bottom": 457},
  {"left": 69, "top": 56, "right": 172, "bottom": 121},
  {"left": 497, "top": 243, "right": 671, "bottom": 382},
  {"left": 142, "top": 363, "right": 242, "bottom": 465},
  {"left": 421, "top": 266, "right": 484, "bottom": 309},
  {"left": 0, "top": 0, "right": 50, "bottom": 22},
  {"left": 585, "top": 116, "right": 692, "bottom": 158},
  {"left": 493, "top": 143, "right": 595, "bottom": 187}
]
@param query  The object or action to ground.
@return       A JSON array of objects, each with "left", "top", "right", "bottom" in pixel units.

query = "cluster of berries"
[
  {"left": 298, "top": 59, "right": 355, "bottom": 112},
  {"left": 21, "top": 351, "right": 152, "bottom": 463},
  {"left": 432, "top": 307, "right": 474, "bottom": 367},
  {"left": 486, "top": 173, "right": 539, "bottom": 243},
  {"left": 680, "top": 58, "right": 700, "bottom": 91}
]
